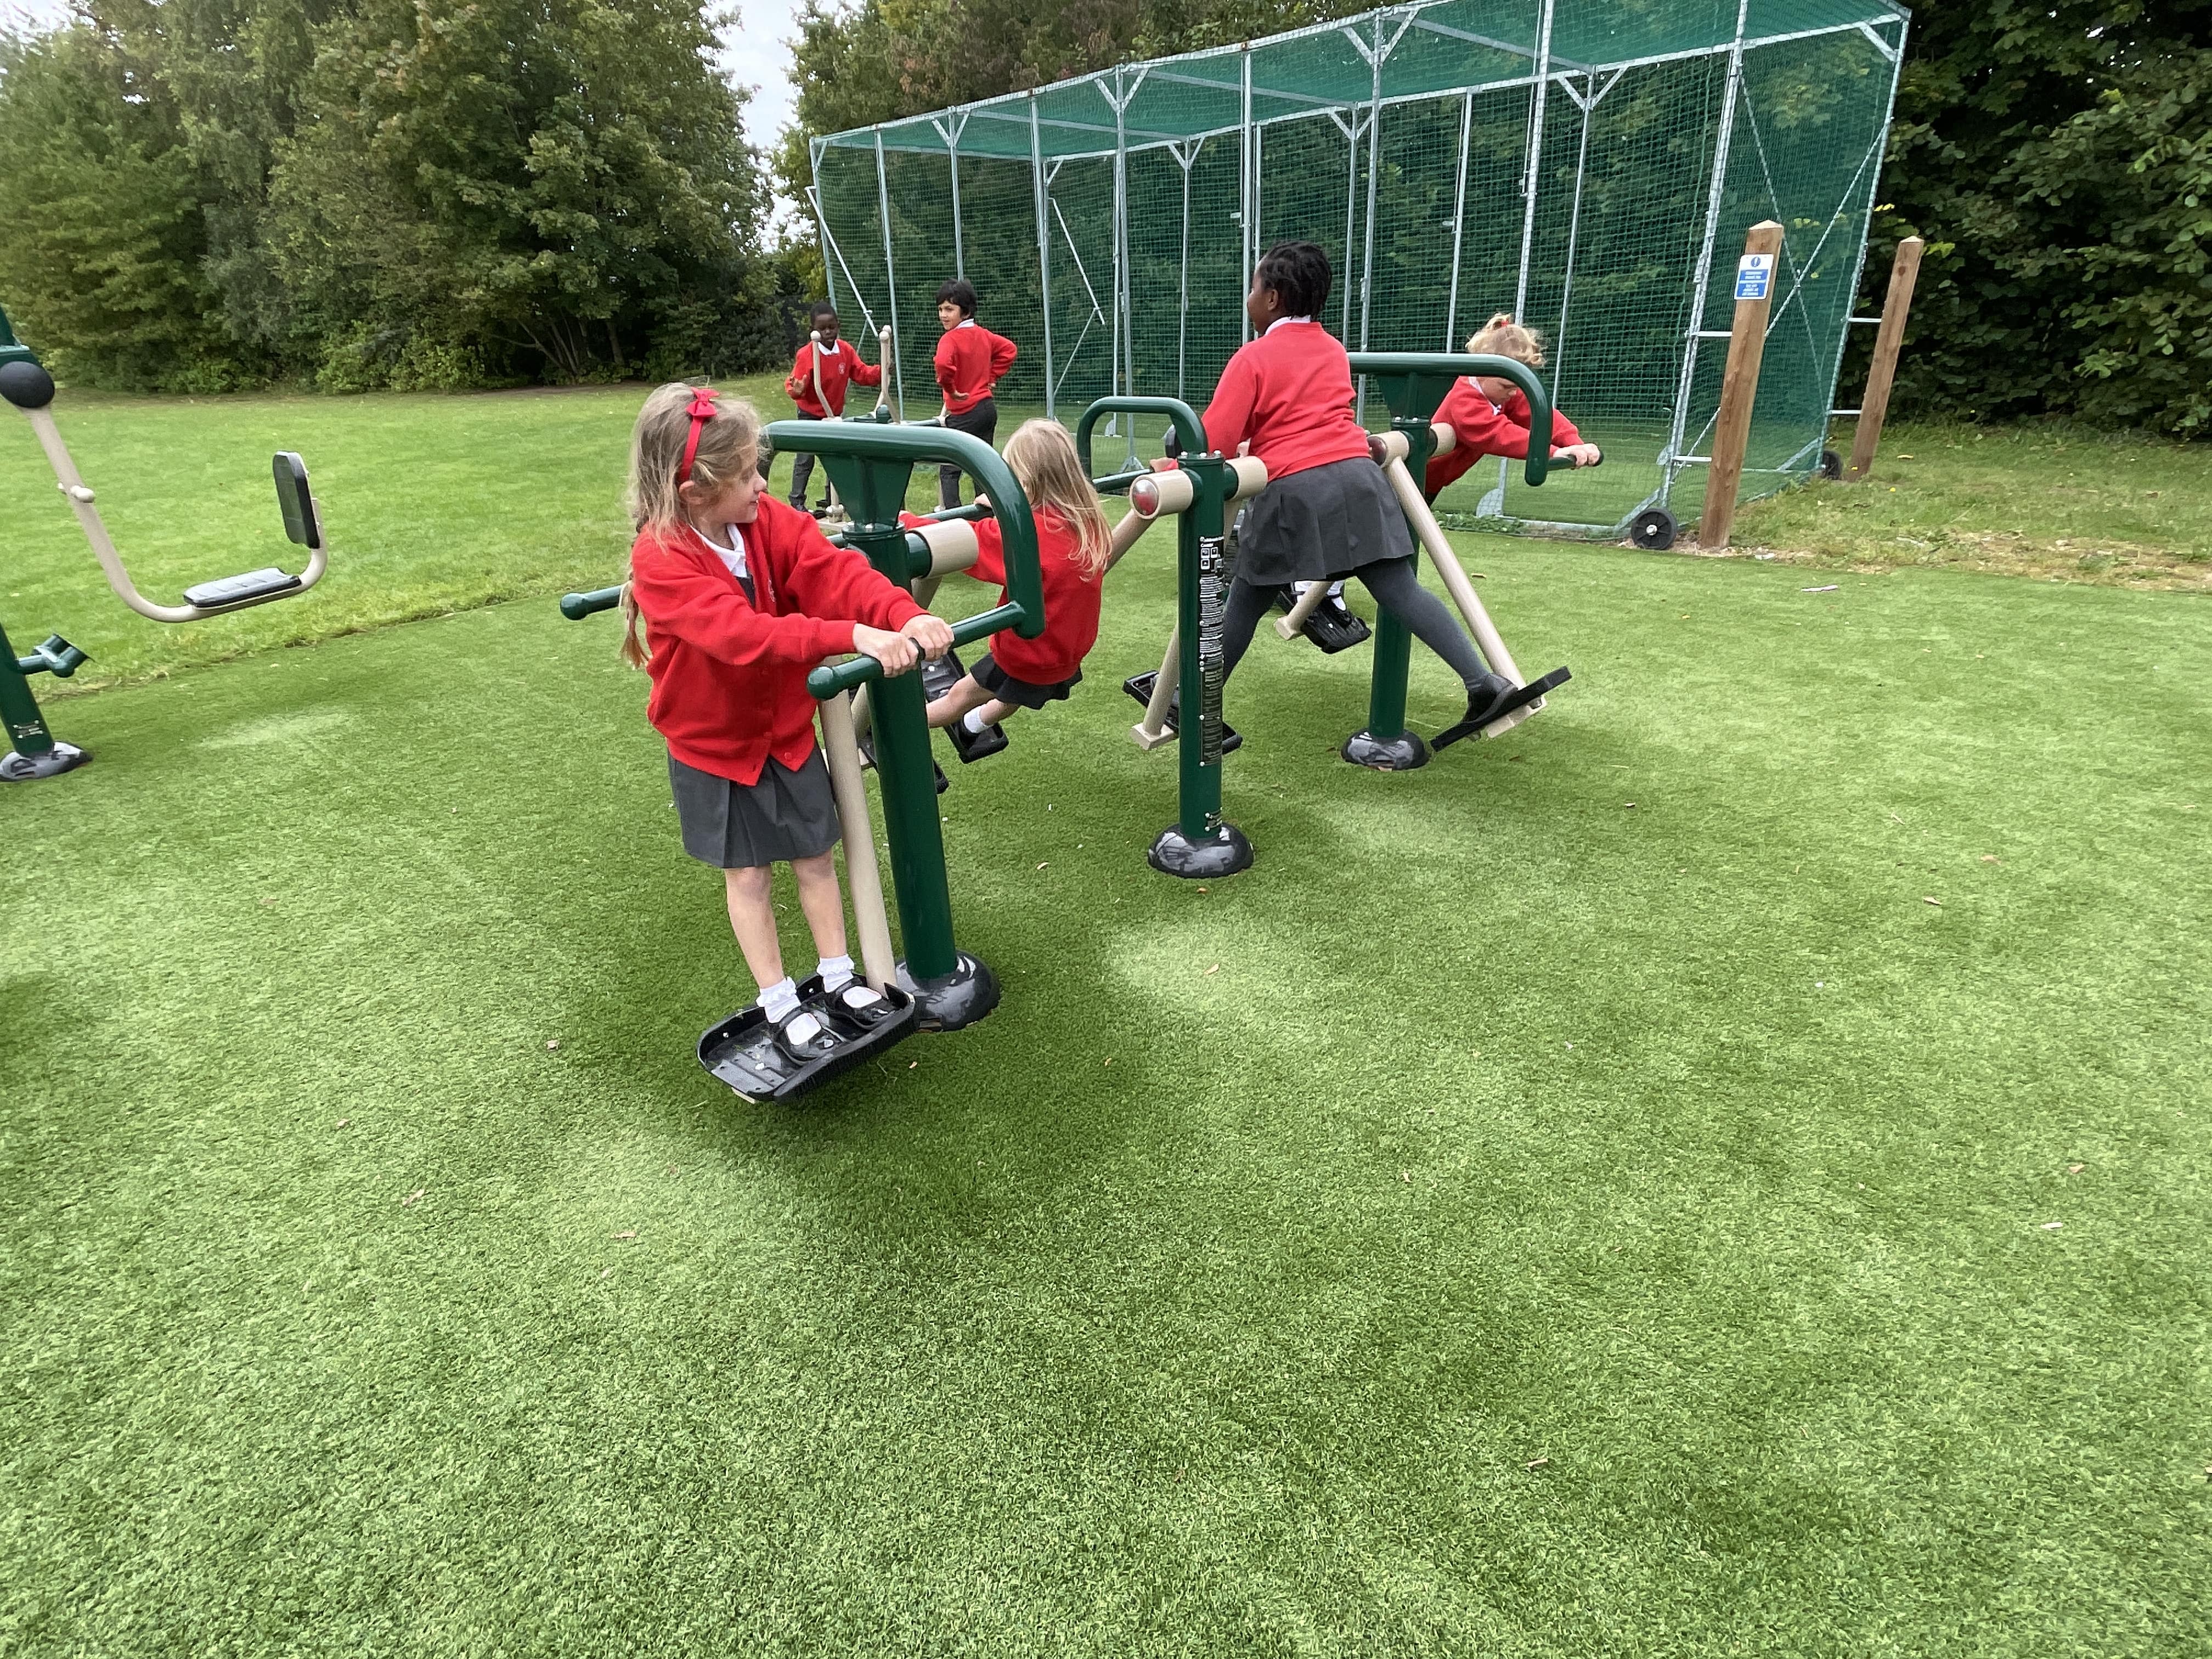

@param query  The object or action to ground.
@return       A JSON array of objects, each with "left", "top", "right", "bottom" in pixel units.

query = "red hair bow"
[{"left": 677, "top": 386, "right": 720, "bottom": 484}]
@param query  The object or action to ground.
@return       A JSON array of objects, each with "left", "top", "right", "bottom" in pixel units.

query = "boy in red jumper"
[
  {"left": 1424, "top": 313, "right": 1600, "bottom": 497},
  {"left": 933, "top": 277, "right": 1018, "bottom": 510},
  {"left": 781, "top": 302, "right": 883, "bottom": 515},
  {"left": 620, "top": 382, "right": 953, "bottom": 1064},
  {"left": 1203, "top": 241, "right": 1528, "bottom": 746}
]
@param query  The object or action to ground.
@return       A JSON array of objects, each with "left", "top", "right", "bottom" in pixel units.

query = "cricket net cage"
[{"left": 810, "top": 0, "right": 1908, "bottom": 539}]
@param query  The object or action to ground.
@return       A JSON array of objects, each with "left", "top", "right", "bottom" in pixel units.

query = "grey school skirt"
[
  {"left": 669, "top": 750, "right": 840, "bottom": 868},
  {"left": 1235, "top": 454, "right": 1414, "bottom": 586}
]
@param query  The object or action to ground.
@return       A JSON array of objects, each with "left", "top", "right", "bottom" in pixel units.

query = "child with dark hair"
[
  {"left": 933, "top": 277, "right": 1018, "bottom": 510},
  {"left": 1203, "top": 240, "right": 1522, "bottom": 741},
  {"left": 781, "top": 302, "right": 883, "bottom": 514}
]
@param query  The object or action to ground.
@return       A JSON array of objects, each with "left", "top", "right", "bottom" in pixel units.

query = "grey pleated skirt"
[
  {"left": 669, "top": 750, "right": 840, "bottom": 868},
  {"left": 1235, "top": 454, "right": 1414, "bottom": 585}
]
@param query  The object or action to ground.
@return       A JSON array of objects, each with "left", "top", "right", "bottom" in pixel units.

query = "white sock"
[
  {"left": 962, "top": 707, "right": 990, "bottom": 735},
  {"left": 817, "top": 954, "right": 854, "bottom": 994},
  {"left": 1327, "top": 579, "right": 1346, "bottom": 599},
  {"left": 758, "top": 975, "right": 800, "bottom": 1024}
]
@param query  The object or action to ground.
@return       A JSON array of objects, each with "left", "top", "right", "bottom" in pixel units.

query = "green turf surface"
[{"left": 4, "top": 529, "right": 2208, "bottom": 1654}]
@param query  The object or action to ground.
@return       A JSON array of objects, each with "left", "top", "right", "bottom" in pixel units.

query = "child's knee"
[{"left": 726, "top": 864, "right": 774, "bottom": 900}]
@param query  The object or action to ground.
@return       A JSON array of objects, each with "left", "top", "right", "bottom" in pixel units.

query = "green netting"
[{"left": 812, "top": 0, "right": 1908, "bottom": 535}]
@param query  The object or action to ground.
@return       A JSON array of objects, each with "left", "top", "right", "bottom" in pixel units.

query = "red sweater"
[
  {"left": 629, "top": 495, "right": 925, "bottom": 785},
  {"left": 1202, "top": 321, "right": 1373, "bottom": 483},
  {"left": 784, "top": 338, "right": 882, "bottom": 417},
  {"left": 935, "top": 321, "right": 1017, "bottom": 414},
  {"left": 904, "top": 506, "right": 1101, "bottom": 686},
  {"left": 1424, "top": 379, "right": 1582, "bottom": 494}
]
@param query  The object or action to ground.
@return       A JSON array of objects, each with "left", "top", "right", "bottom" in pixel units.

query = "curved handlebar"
[
  {"left": 806, "top": 603, "right": 1025, "bottom": 699},
  {"left": 1074, "top": 397, "right": 1207, "bottom": 478},
  {"left": 1347, "top": 352, "right": 1553, "bottom": 488},
  {"left": 764, "top": 420, "right": 1042, "bottom": 644}
]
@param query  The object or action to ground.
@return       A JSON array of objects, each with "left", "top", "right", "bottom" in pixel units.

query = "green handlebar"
[
  {"left": 806, "top": 603, "right": 1025, "bottom": 700},
  {"left": 1075, "top": 397, "right": 1207, "bottom": 476},
  {"left": 560, "top": 586, "right": 623, "bottom": 620},
  {"left": 15, "top": 634, "right": 84, "bottom": 678},
  {"left": 1348, "top": 352, "right": 1553, "bottom": 487},
  {"left": 765, "top": 420, "right": 1043, "bottom": 640}
]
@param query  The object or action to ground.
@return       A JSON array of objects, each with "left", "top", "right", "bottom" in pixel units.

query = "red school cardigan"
[
  {"left": 1200, "top": 321, "right": 1374, "bottom": 483},
  {"left": 1424, "top": 377, "right": 1583, "bottom": 495},
  {"left": 628, "top": 495, "right": 926, "bottom": 785},
  {"left": 905, "top": 505, "right": 1100, "bottom": 687},
  {"left": 784, "top": 338, "right": 882, "bottom": 417}
]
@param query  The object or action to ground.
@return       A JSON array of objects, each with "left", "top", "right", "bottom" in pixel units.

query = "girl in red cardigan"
[
  {"left": 620, "top": 383, "right": 953, "bottom": 1064},
  {"left": 1205, "top": 241, "right": 1523, "bottom": 741},
  {"left": 1424, "top": 314, "right": 1601, "bottom": 498},
  {"left": 917, "top": 419, "right": 1109, "bottom": 761}
]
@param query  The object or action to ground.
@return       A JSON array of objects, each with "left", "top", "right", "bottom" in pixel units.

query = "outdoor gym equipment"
[
  {"left": 1077, "top": 396, "right": 1258, "bottom": 881},
  {"left": 0, "top": 307, "right": 332, "bottom": 782},
  {"left": 1335, "top": 352, "right": 1572, "bottom": 770},
  {"left": 563, "top": 422, "right": 1045, "bottom": 1065}
]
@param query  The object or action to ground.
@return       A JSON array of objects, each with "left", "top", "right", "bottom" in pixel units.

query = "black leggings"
[
  {"left": 1219, "top": 558, "right": 1490, "bottom": 689},
  {"left": 937, "top": 397, "right": 998, "bottom": 509}
]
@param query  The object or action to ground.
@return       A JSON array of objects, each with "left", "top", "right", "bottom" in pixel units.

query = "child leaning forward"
[
  {"left": 620, "top": 383, "right": 953, "bottom": 1065},
  {"left": 1204, "top": 240, "right": 1523, "bottom": 738}
]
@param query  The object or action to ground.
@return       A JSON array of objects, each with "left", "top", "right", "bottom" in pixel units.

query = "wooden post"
[
  {"left": 1844, "top": 235, "right": 1924, "bottom": 483},
  {"left": 1697, "top": 219, "right": 1784, "bottom": 550}
]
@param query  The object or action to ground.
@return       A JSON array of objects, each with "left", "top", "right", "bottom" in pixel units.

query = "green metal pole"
[
  {"left": 843, "top": 512, "right": 960, "bottom": 986},
  {"left": 1341, "top": 352, "right": 1554, "bottom": 770},
  {"left": 780, "top": 419, "right": 1044, "bottom": 1029},
  {"left": 1074, "top": 396, "right": 1250, "bottom": 878}
]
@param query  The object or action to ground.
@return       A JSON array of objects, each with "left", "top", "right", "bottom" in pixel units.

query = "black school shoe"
[
  {"left": 1431, "top": 666, "right": 1573, "bottom": 751},
  {"left": 1270, "top": 586, "right": 1373, "bottom": 654},
  {"left": 771, "top": 1004, "right": 842, "bottom": 1066},
  {"left": 945, "top": 716, "right": 1009, "bottom": 764},
  {"left": 1121, "top": 670, "right": 1243, "bottom": 753}
]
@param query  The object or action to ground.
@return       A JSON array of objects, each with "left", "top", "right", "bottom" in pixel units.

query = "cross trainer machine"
[
  {"left": 1076, "top": 396, "right": 1260, "bottom": 881},
  {"left": 0, "top": 306, "right": 331, "bottom": 781},
  {"left": 1320, "top": 352, "right": 1573, "bottom": 770},
  {"left": 561, "top": 423, "right": 1043, "bottom": 1101}
]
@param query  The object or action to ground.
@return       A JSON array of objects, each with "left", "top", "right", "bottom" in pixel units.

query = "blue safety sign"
[{"left": 1735, "top": 253, "right": 1774, "bottom": 302}]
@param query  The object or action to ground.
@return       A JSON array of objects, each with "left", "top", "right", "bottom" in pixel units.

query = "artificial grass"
[{"left": 3, "top": 532, "right": 2208, "bottom": 1655}]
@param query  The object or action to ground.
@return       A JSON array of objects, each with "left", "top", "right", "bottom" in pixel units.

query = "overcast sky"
[{"left": 2, "top": 0, "right": 809, "bottom": 213}]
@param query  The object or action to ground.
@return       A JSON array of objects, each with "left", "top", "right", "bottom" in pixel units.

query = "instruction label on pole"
[{"left": 1735, "top": 253, "right": 1774, "bottom": 302}]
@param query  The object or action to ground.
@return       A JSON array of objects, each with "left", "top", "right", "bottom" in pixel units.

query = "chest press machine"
[{"left": 0, "top": 309, "right": 331, "bottom": 781}]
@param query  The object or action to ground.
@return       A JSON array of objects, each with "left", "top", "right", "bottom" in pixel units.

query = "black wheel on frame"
[
  {"left": 1628, "top": 507, "right": 1679, "bottom": 551},
  {"left": 1819, "top": 447, "right": 1844, "bottom": 480}
]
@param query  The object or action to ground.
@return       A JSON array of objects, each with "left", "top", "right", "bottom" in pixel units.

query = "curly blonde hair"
[{"left": 1467, "top": 313, "right": 1547, "bottom": 368}]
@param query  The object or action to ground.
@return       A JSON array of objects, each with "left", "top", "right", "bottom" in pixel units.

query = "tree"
[
  {"left": 0, "top": 23, "right": 242, "bottom": 389},
  {"left": 1857, "top": 0, "right": 2210, "bottom": 435},
  {"left": 270, "top": 0, "right": 775, "bottom": 386}
]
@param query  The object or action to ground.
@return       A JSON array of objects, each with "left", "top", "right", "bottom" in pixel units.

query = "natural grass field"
[{"left": 3, "top": 385, "right": 2209, "bottom": 1655}]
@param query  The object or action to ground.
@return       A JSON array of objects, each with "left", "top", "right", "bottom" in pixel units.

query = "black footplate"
[
  {"left": 1122, "top": 670, "right": 1242, "bottom": 754},
  {"left": 1432, "top": 665, "right": 1571, "bottom": 751},
  {"left": 698, "top": 974, "right": 919, "bottom": 1103},
  {"left": 1271, "top": 586, "right": 1372, "bottom": 654},
  {"left": 858, "top": 730, "right": 950, "bottom": 794},
  {"left": 184, "top": 567, "right": 302, "bottom": 608}
]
